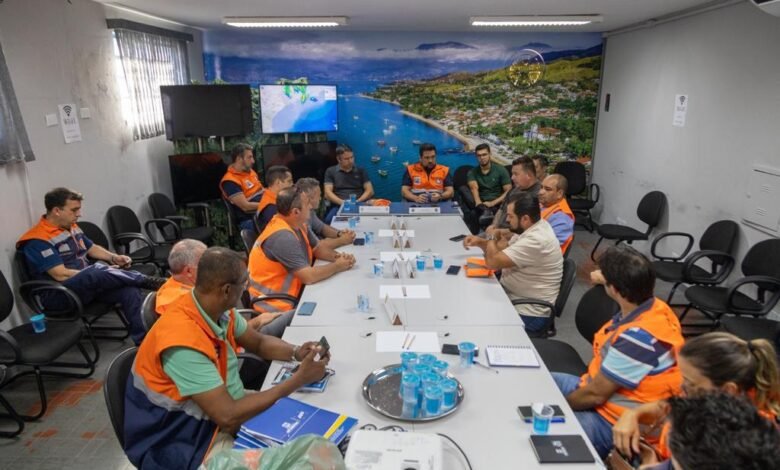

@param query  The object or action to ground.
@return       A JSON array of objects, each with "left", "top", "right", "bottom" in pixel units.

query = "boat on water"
[
  {"left": 377, "top": 169, "right": 389, "bottom": 177},
  {"left": 353, "top": 115, "right": 359, "bottom": 120},
  {"left": 370, "top": 155, "right": 381, "bottom": 163},
  {"left": 377, "top": 140, "right": 386, "bottom": 147},
  {"left": 389, "top": 146, "right": 399, "bottom": 153},
  {"left": 412, "top": 139, "right": 422, "bottom": 145}
]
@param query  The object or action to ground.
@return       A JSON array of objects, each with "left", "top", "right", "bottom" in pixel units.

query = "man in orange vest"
[
  {"left": 254, "top": 165, "right": 293, "bottom": 234},
  {"left": 538, "top": 174, "right": 575, "bottom": 254},
  {"left": 125, "top": 247, "right": 330, "bottom": 468},
  {"left": 552, "top": 245, "right": 684, "bottom": 459},
  {"left": 248, "top": 187, "right": 355, "bottom": 313},
  {"left": 401, "top": 143, "right": 454, "bottom": 203},
  {"left": 220, "top": 143, "right": 264, "bottom": 232}
]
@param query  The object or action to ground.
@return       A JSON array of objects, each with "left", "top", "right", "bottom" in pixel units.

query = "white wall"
[
  {"left": 592, "top": 2, "right": 780, "bottom": 289},
  {"left": 0, "top": 0, "right": 203, "bottom": 324}
]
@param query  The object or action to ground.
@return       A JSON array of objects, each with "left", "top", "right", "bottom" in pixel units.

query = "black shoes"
[{"left": 140, "top": 276, "right": 168, "bottom": 291}]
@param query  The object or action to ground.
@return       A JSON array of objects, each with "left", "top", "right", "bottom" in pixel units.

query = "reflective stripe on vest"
[
  {"left": 407, "top": 163, "right": 449, "bottom": 193},
  {"left": 247, "top": 215, "right": 311, "bottom": 312},
  {"left": 541, "top": 198, "right": 575, "bottom": 254}
]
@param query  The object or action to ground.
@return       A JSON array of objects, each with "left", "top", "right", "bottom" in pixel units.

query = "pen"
[
  {"left": 406, "top": 335, "right": 416, "bottom": 350},
  {"left": 402, "top": 286, "right": 407, "bottom": 297},
  {"left": 401, "top": 333, "right": 411, "bottom": 349},
  {"left": 473, "top": 360, "right": 499, "bottom": 374}
]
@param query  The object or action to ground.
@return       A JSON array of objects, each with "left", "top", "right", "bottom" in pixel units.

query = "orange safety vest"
[
  {"left": 220, "top": 166, "right": 264, "bottom": 205},
  {"left": 155, "top": 277, "right": 192, "bottom": 316},
  {"left": 581, "top": 298, "right": 684, "bottom": 425},
  {"left": 256, "top": 189, "right": 278, "bottom": 216},
  {"left": 464, "top": 257, "right": 494, "bottom": 278},
  {"left": 247, "top": 214, "right": 312, "bottom": 313},
  {"left": 541, "top": 198, "right": 575, "bottom": 254},
  {"left": 406, "top": 163, "right": 449, "bottom": 193},
  {"left": 17, "top": 216, "right": 91, "bottom": 273}
]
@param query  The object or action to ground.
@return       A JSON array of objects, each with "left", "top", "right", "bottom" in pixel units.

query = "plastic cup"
[
  {"left": 458, "top": 342, "right": 476, "bottom": 368},
  {"left": 349, "top": 194, "right": 357, "bottom": 204},
  {"left": 418, "top": 353, "right": 437, "bottom": 366},
  {"left": 349, "top": 216, "right": 358, "bottom": 229},
  {"left": 532, "top": 403, "right": 555, "bottom": 435},
  {"left": 400, "top": 351, "right": 418, "bottom": 371},
  {"left": 440, "top": 378, "right": 458, "bottom": 409},
  {"left": 424, "top": 384, "right": 443, "bottom": 416},
  {"left": 433, "top": 253, "right": 443, "bottom": 269},
  {"left": 432, "top": 360, "right": 449, "bottom": 377},
  {"left": 416, "top": 255, "right": 426, "bottom": 271},
  {"left": 373, "top": 262, "right": 384, "bottom": 278},
  {"left": 421, "top": 372, "right": 442, "bottom": 391},
  {"left": 400, "top": 371, "right": 420, "bottom": 401},
  {"left": 413, "top": 364, "right": 432, "bottom": 377},
  {"left": 365, "top": 231, "right": 374, "bottom": 245},
  {"left": 402, "top": 395, "right": 419, "bottom": 419},
  {"left": 357, "top": 294, "right": 370, "bottom": 312},
  {"left": 30, "top": 314, "right": 46, "bottom": 333}
]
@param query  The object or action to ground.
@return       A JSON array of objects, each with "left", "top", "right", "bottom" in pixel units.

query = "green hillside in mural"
[{"left": 368, "top": 55, "right": 601, "bottom": 161}]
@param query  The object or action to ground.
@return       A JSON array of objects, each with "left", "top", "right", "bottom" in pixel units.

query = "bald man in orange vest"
[{"left": 538, "top": 174, "right": 575, "bottom": 255}]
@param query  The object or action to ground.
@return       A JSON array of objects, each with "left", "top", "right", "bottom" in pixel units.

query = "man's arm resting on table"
[
  {"left": 483, "top": 239, "right": 514, "bottom": 269},
  {"left": 401, "top": 185, "right": 419, "bottom": 202},
  {"left": 564, "top": 372, "right": 621, "bottom": 410},
  {"left": 440, "top": 185, "right": 454, "bottom": 200},
  {"left": 358, "top": 181, "right": 374, "bottom": 202}
]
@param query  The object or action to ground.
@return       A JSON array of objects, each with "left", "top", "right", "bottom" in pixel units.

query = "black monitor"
[
  {"left": 160, "top": 85, "right": 253, "bottom": 140},
  {"left": 261, "top": 141, "right": 338, "bottom": 183},
  {"left": 168, "top": 153, "right": 228, "bottom": 204}
]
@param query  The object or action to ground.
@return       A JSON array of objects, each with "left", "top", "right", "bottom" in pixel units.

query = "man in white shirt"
[{"left": 463, "top": 192, "right": 563, "bottom": 334}]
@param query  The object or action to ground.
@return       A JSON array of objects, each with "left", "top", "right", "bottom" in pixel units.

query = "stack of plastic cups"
[
  {"left": 432, "top": 360, "right": 449, "bottom": 378},
  {"left": 424, "top": 384, "right": 443, "bottom": 417},
  {"left": 401, "top": 351, "right": 419, "bottom": 371},
  {"left": 401, "top": 373, "right": 421, "bottom": 419},
  {"left": 418, "top": 353, "right": 437, "bottom": 367},
  {"left": 440, "top": 378, "right": 458, "bottom": 410}
]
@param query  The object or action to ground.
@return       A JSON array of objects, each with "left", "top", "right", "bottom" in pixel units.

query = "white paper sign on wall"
[
  {"left": 58, "top": 103, "right": 82, "bottom": 143},
  {"left": 672, "top": 94, "right": 688, "bottom": 127}
]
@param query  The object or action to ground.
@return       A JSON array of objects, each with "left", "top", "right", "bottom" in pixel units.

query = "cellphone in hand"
[
  {"left": 296, "top": 302, "right": 317, "bottom": 316},
  {"left": 449, "top": 234, "right": 467, "bottom": 242},
  {"left": 517, "top": 405, "right": 566, "bottom": 423},
  {"left": 446, "top": 265, "right": 461, "bottom": 275},
  {"left": 318, "top": 336, "right": 331, "bottom": 356}
]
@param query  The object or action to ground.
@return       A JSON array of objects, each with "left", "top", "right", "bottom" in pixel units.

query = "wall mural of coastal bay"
[{"left": 203, "top": 31, "right": 603, "bottom": 200}]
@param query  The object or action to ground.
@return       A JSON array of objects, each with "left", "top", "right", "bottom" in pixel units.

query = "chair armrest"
[
  {"left": 113, "top": 232, "right": 155, "bottom": 263},
  {"left": 651, "top": 232, "right": 695, "bottom": 262},
  {"left": 682, "top": 250, "right": 735, "bottom": 284},
  {"left": 0, "top": 330, "right": 21, "bottom": 363},
  {"left": 186, "top": 202, "right": 212, "bottom": 227},
  {"left": 727, "top": 276, "right": 780, "bottom": 315},
  {"left": 165, "top": 215, "right": 190, "bottom": 224},
  {"left": 17, "top": 281, "right": 84, "bottom": 320},
  {"left": 588, "top": 183, "right": 600, "bottom": 203},
  {"left": 144, "top": 219, "right": 180, "bottom": 244},
  {"left": 250, "top": 294, "right": 299, "bottom": 310}
]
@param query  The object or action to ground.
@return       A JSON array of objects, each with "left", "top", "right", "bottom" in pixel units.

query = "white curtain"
[
  {"left": 0, "top": 40, "right": 35, "bottom": 164},
  {"left": 114, "top": 29, "right": 189, "bottom": 140}
]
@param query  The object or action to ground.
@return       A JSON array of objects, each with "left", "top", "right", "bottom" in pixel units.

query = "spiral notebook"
[{"left": 485, "top": 345, "right": 540, "bottom": 367}]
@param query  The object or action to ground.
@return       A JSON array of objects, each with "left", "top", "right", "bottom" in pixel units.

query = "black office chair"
[
  {"left": 651, "top": 220, "right": 739, "bottom": 303},
  {"left": 140, "top": 292, "right": 158, "bottom": 331},
  {"left": 103, "top": 347, "right": 137, "bottom": 448},
  {"left": 77, "top": 221, "right": 159, "bottom": 277},
  {"left": 147, "top": 193, "right": 214, "bottom": 245},
  {"left": 512, "top": 258, "right": 577, "bottom": 339},
  {"left": 240, "top": 228, "right": 258, "bottom": 256},
  {"left": 531, "top": 285, "right": 618, "bottom": 376},
  {"left": 563, "top": 234, "right": 575, "bottom": 260},
  {"left": 0, "top": 269, "right": 96, "bottom": 427},
  {"left": 453, "top": 165, "right": 475, "bottom": 208},
  {"left": 680, "top": 239, "right": 780, "bottom": 329},
  {"left": 722, "top": 316, "right": 780, "bottom": 350},
  {"left": 590, "top": 191, "right": 667, "bottom": 261},
  {"left": 106, "top": 205, "right": 171, "bottom": 270},
  {"left": 554, "top": 161, "right": 600, "bottom": 232}
]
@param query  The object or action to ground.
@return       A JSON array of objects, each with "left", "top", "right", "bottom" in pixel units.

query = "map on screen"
[{"left": 260, "top": 85, "right": 338, "bottom": 134}]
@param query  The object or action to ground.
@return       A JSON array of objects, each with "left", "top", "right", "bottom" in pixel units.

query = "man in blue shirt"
[{"left": 17, "top": 187, "right": 165, "bottom": 344}]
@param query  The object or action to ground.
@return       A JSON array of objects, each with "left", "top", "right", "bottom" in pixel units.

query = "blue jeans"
[
  {"left": 520, "top": 314, "right": 549, "bottom": 334},
  {"left": 552, "top": 372, "right": 614, "bottom": 459}
]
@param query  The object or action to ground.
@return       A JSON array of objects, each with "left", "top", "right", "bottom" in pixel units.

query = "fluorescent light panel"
[
  {"left": 470, "top": 15, "right": 603, "bottom": 27},
  {"left": 222, "top": 16, "right": 348, "bottom": 28}
]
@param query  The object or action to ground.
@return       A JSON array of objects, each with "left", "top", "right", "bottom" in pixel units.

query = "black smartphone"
[
  {"left": 516, "top": 405, "right": 566, "bottom": 423},
  {"left": 296, "top": 302, "right": 317, "bottom": 316},
  {"left": 318, "top": 336, "right": 331, "bottom": 356},
  {"left": 449, "top": 234, "right": 467, "bottom": 242},
  {"left": 353, "top": 238, "right": 365, "bottom": 246},
  {"left": 446, "top": 265, "right": 461, "bottom": 275},
  {"left": 441, "top": 343, "right": 478, "bottom": 357}
]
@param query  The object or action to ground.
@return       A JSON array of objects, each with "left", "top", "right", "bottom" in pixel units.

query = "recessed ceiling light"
[
  {"left": 222, "top": 17, "right": 348, "bottom": 28},
  {"left": 470, "top": 15, "right": 603, "bottom": 27}
]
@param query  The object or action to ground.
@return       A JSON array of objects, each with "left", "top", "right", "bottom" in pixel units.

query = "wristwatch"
[{"left": 485, "top": 234, "right": 496, "bottom": 242}]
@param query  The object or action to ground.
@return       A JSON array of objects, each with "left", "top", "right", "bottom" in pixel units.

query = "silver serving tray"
[{"left": 361, "top": 363, "right": 464, "bottom": 422}]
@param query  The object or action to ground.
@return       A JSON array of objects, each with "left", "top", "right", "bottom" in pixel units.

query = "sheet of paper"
[
  {"left": 379, "top": 285, "right": 430, "bottom": 299},
  {"left": 376, "top": 331, "right": 440, "bottom": 353},
  {"left": 359, "top": 205, "right": 390, "bottom": 214},
  {"left": 377, "top": 229, "right": 415, "bottom": 238},
  {"left": 58, "top": 103, "right": 82, "bottom": 143},
  {"left": 380, "top": 251, "right": 420, "bottom": 262},
  {"left": 673, "top": 94, "right": 688, "bottom": 127}
]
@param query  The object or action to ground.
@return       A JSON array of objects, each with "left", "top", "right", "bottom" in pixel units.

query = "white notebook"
[{"left": 485, "top": 345, "right": 540, "bottom": 367}]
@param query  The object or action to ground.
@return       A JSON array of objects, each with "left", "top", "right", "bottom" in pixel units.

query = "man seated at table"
[
  {"left": 17, "top": 187, "right": 165, "bottom": 345},
  {"left": 401, "top": 143, "right": 454, "bottom": 204},
  {"left": 486, "top": 156, "right": 540, "bottom": 234},
  {"left": 220, "top": 143, "right": 264, "bottom": 232},
  {"left": 538, "top": 174, "right": 575, "bottom": 254},
  {"left": 463, "top": 192, "right": 562, "bottom": 334},
  {"left": 124, "top": 247, "right": 330, "bottom": 469},
  {"left": 254, "top": 165, "right": 293, "bottom": 234},
  {"left": 248, "top": 187, "right": 356, "bottom": 313},
  {"left": 552, "top": 245, "right": 684, "bottom": 459},
  {"left": 323, "top": 144, "right": 374, "bottom": 223},
  {"left": 465, "top": 143, "right": 512, "bottom": 231},
  {"left": 157, "top": 239, "right": 291, "bottom": 337},
  {"left": 295, "top": 177, "right": 356, "bottom": 249}
]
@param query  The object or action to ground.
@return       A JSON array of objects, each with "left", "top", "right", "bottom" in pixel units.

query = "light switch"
[
  {"left": 45, "top": 113, "right": 58, "bottom": 127},
  {"left": 80, "top": 107, "right": 91, "bottom": 119}
]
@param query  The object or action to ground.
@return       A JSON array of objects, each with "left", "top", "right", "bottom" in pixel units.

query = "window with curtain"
[
  {"left": 0, "top": 40, "right": 35, "bottom": 164},
  {"left": 113, "top": 27, "right": 190, "bottom": 140}
]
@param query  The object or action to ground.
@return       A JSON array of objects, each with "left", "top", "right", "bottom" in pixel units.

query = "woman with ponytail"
[{"left": 612, "top": 332, "right": 780, "bottom": 463}]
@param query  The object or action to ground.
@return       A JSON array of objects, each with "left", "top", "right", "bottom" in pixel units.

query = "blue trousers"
[
  {"left": 552, "top": 372, "right": 614, "bottom": 459},
  {"left": 47, "top": 264, "right": 147, "bottom": 345},
  {"left": 238, "top": 218, "right": 256, "bottom": 232},
  {"left": 520, "top": 314, "right": 549, "bottom": 334}
]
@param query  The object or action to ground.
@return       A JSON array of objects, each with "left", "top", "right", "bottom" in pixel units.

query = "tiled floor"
[{"left": 0, "top": 223, "right": 697, "bottom": 468}]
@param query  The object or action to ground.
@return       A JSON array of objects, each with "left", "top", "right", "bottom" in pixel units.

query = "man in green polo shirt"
[{"left": 466, "top": 143, "right": 511, "bottom": 232}]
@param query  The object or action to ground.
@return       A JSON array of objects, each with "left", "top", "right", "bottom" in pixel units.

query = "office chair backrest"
[
  {"left": 553, "top": 161, "right": 587, "bottom": 196},
  {"left": 575, "top": 285, "right": 619, "bottom": 344},
  {"left": 221, "top": 198, "right": 237, "bottom": 236},
  {"left": 13, "top": 250, "right": 32, "bottom": 283},
  {"left": 554, "top": 259, "right": 577, "bottom": 318},
  {"left": 103, "top": 347, "right": 137, "bottom": 448},
  {"left": 636, "top": 191, "right": 667, "bottom": 230},
  {"left": 148, "top": 193, "right": 177, "bottom": 219},
  {"left": 453, "top": 165, "right": 474, "bottom": 189},
  {"left": 699, "top": 220, "right": 739, "bottom": 255},
  {"left": 77, "top": 221, "right": 110, "bottom": 249},
  {"left": 742, "top": 239, "right": 780, "bottom": 291},
  {"left": 240, "top": 228, "right": 258, "bottom": 255},
  {"left": 106, "top": 205, "right": 142, "bottom": 238},
  {"left": 141, "top": 292, "right": 158, "bottom": 331},
  {"left": 0, "top": 270, "right": 14, "bottom": 323}
]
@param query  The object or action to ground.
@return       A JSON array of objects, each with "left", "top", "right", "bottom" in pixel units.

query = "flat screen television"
[
  {"left": 262, "top": 141, "right": 338, "bottom": 183},
  {"left": 168, "top": 153, "right": 228, "bottom": 204},
  {"left": 259, "top": 85, "right": 338, "bottom": 134},
  {"left": 161, "top": 85, "right": 253, "bottom": 140}
]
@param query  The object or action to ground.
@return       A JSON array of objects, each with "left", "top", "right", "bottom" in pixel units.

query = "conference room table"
[{"left": 263, "top": 211, "right": 603, "bottom": 468}]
